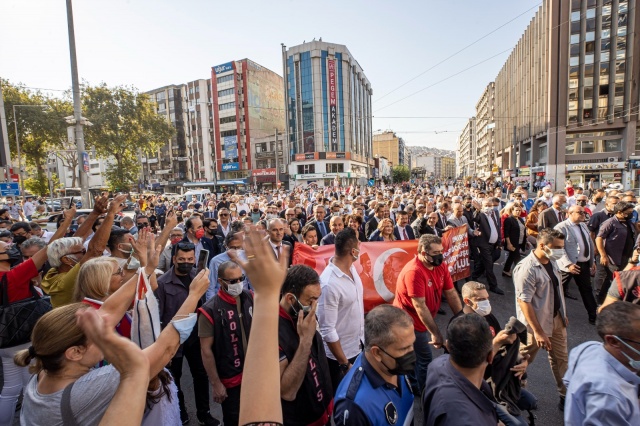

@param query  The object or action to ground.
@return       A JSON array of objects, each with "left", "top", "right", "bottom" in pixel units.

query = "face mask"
[
  {"left": 577, "top": 201, "right": 587, "bottom": 207},
  {"left": 170, "top": 236, "right": 182, "bottom": 245},
  {"left": 472, "top": 300, "right": 492, "bottom": 316},
  {"left": 379, "top": 347, "right": 416, "bottom": 376},
  {"left": 561, "top": 203, "right": 568, "bottom": 211},
  {"left": 231, "top": 208, "right": 237, "bottom": 211},
  {"left": 544, "top": 193, "right": 552, "bottom": 198},
  {"left": 176, "top": 262, "right": 194, "bottom": 274},
  {"left": 171, "top": 313, "right": 197, "bottom": 344},
  {"left": 464, "top": 203, "right": 472, "bottom": 208},
  {"left": 428, "top": 253, "right": 444, "bottom": 267},
  {"left": 225, "top": 282, "right": 244, "bottom": 297},
  {"left": 614, "top": 336, "right": 640, "bottom": 371},
  {"left": 482, "top": 207, "right": 493, "bottom": 214},
  {"left": 493, "top": 206, "right": 499, "bottom": 212},
  {"left": 195, "top": 229, "right": 205, "bottom": 240},
  {"left": 12, "top": 235, "right": 27, "bottom": 246},
  {"left": 127, "top": 255, "right": 140, "bottom": 270},
  {"left": 544, "top": 246, "right": 565, "bottom": 261},
  {"left": 595, "top": 198, "right": 603, "bottom": 203},
  {"left": 289, "top": 294, "right": 311, "bottom": 318}
]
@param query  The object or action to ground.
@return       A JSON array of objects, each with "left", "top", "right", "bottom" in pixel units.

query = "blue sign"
[
  {"left": 368, "top": 179, "right": 375, "bottom": 187},
  {"left": 222, "top": 162, "right": 239, "bottom": 171},
  {"left": 223, "top": 136, "right": 238, "bottom": 159},
  {"left": 214, "top": 62, "right": 234, "bottom": 74},
  {"left": 82, "top": 152, "right": 90, "bottom": 173},
  {"left": 0, "top": 183, "right": 20, "bottom": 196}
]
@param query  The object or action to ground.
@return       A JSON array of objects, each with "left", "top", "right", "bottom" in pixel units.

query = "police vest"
[{"left": 198, "top": 290, "right": 253, "bottom": 388}]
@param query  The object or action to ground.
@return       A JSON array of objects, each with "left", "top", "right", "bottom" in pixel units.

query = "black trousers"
[
  {"left": 561, "top": 261, "right": 597, "bottom": 319},
  {"left": 594, "top": 262, "right": 618, "bottom": 305},
  {"left": 503, "top": 247, "right": 521, "bottom": 273},
  {"left": 157, "top": 214, "right": 166, "bottom": 230},
  {"left": 472, "top": 244, "right": 499, "bottom": 289},
  {"left": 326, "top": 354, "right": 359, "bottom": 395},
  {"left": 221, "top": 385, "right": 241, "bottom": 426},
  {"left": 169, "top": 339, "right": 210, "bottom": 417}
]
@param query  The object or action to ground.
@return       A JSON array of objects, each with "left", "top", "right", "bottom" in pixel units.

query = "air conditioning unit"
[{"left": 607, "top": 157, "right": 618, "bottom": 162}]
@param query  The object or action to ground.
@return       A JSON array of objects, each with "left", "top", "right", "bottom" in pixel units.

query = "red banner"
[{"left": 292, "top": 226, "right": 470, "bottom": 312}]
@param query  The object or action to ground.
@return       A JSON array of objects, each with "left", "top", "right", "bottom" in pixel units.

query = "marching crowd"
[{"left": 0, "top": 179, "right": 637, "bottom": 425}]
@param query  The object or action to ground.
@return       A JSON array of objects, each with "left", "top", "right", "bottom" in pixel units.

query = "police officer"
[
  {"left": 199, "top": 260, "right": 253, "bottom": 426},
  {"left": 278, "top": 265, "right": 333, "bottom": 426},
  {"left": 334, "top": 305, "right": 415, "bottom": 426}
]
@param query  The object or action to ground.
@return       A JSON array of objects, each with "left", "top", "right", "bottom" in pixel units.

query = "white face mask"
[
  {"left": 544, "top": 246, "right": 565, "bottom": 261},
  {"left": 473, "top": 300, "right": 492, "bottom": 316},
  {"left": 225, "top": 282, "right": 244, "bottom": 297}
]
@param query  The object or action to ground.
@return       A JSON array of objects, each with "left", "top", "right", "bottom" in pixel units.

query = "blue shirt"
[
  {"left": 334, "top": 353, "right": 413, "bottom": 426},
  {"left": 205, "top": 250, "right": 251, "bottom": 301},
  {"left": 564, "top": 342, "right": 640, "bottom": 426},
  {"left": 523, "top": 198, "right": 534, "bottom": 212},
  {"left": 155, "top": 204, "right": 167, "bottom": 216}
]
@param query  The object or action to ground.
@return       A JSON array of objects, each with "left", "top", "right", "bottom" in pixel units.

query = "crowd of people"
[{"left": 0, "top": 180, "right": 637, "bottom": 426}]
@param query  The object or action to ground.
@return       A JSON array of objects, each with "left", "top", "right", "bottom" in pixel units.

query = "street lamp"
[{"left": 12, "top": 104, "right": 50, "bottom": 196}]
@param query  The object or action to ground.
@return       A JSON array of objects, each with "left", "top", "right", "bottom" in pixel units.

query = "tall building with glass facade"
[
  {"left": 469, "top": 0, "right": 639, "bottom": 190},
  {"left": 282, "top": 41, "right": 373, "bottom": 187}
]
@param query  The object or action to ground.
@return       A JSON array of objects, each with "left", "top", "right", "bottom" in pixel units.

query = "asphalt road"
[{"left": 179, "top": 251, "right": 600, "bottom": 426}]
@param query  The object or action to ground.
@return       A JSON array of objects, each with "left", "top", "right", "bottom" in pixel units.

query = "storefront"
[
  {"left": 566, "top": 162, "right": 624, "bottom": 188},
  {"left": 513, "top": 166, "right": 531, "bottom": 189},
  {"left": 252, "top": 168, "right": 277, "bottom": 190}
]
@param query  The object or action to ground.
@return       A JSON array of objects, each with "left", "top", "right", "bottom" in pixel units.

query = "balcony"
[{"left": 255, "top": 151, "right": 283, "bottom": 159}]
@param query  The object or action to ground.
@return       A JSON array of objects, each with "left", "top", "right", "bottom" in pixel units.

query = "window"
[
  {"left": 601, "top": 51, "right": 610, "bottom": 62},
  {"left": 605, "top": 140, "right": 622, "bottom": 151},
  {"left": 217, "top": 75, "right": 234, "bottom": 84},
  {"left": 571, "top": 11, "right": 581, "bottom": 21},
  {"left": 524, "top": 149, "right": 531, "bottom": 163},
  {"left": 603, "top": 5, "right": 612, "bottom": 15},
  {"left": 618, "top": 27, "right": 627, "bottom": 37},
  {"left": 566, "top": 142, "right": 576, "bottom": 155},
  {"left": 586, "top": 32, "right": 595, "bottom": 42},
  {"left": 219, "top": 102, "right": 235, "bottom": 111},
  {"left": 539, "top": 145, "right": 548, "bottom": 160},
  {"left": 586, "top": 19, "right": 596, "bottom": 32},
  {"left": 571, "top": 34, "right": 580, "bottom": 44},
  {"left": 219, "top": 115, "right": 236, "bottom": 124},
  {"left": 570, "top": 56, "right": 579, "bottom": 66},
  {"left": 326, "top": 163, "right": 344, "bottom": 173},
  {"left": 586, "top": 8, "right": 596, "bottom": 19},
  {"left": 581, "top": 141, "right": 595, "bottom": 153},
  {"left": 619, "top": 2, "right": 628, "bottom": 13},
  {"left": 571, "top": 21, "right": 581, "bottom": 34},
  {"left": 218, "top": 88, "right": 234, "bottom": 98},
  {"left": 220, "top": 130, "right": 237, "bottom": 137},
  {"left": 297, "top": 164, "right": 315, "bottom": 174},
  {"left": 570, "top": 44, "right": 580, "bottom": 56},
  {"left": 585, "top": 54, "right": 594, "bottom": 65}
]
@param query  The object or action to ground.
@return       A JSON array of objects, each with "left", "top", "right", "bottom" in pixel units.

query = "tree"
[
  {"left": 82, "top": 83, "right": 174, "bottom": 191},
  {"left": 391, "top": 165, "right": 411, "bottom": 183}
]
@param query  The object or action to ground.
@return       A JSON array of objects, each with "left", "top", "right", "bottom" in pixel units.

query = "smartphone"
[
  {"left": 69, "top": 197, "right": 74, "bottom": 209},
  {"left": 196, "top": 249, "right": 209, "bottom": 274}
]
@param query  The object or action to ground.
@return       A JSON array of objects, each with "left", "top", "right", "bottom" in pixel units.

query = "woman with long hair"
[
  {"left": 502, "top": 202, "right": 527, "bottom": 277},
  {"left": 288, "top": 218, "right": 303, "bottom": 243},
  {"left": 369, "top": 218, "right": 396, "bottom": 242},
  {"left": 526, "top": 200, "right": 547, "bottom": 246}
]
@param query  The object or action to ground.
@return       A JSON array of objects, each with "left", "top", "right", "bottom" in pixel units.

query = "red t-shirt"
[
  {"left": 393, "top": 256, "right": 454, "bottom": 332},
  {"left": 0, "top": 259, "right": 39, "bottom": 303}
]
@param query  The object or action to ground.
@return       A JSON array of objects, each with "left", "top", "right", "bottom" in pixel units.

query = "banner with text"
[{"left": 292, "top": 226, "right": 470, "bottom": 312}]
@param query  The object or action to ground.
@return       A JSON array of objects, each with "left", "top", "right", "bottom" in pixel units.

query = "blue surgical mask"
[
  {"left": 614, "top": 336, "right": 640, "bottom": 371},
  {"left": 127, "top": 255, "right": 141, "bottom": 270},
  {"left": 171, "top": 313, "right": 198, "bottom": 344}
]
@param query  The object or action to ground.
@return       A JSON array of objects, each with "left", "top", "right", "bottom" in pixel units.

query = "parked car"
[{"left": 43, "top": 209, "right": 123, "bottom": 233}]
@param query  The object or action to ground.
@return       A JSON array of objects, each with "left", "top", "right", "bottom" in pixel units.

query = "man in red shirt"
[{"left": 393, "top": 233, "right": 462, "bottom": 395}]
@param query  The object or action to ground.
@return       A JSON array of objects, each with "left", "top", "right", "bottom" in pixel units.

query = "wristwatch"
[{"left": 339, "top": 363, "right": 349, "bottom": 373}]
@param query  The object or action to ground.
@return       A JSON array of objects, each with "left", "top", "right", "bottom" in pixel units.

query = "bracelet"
[{"left": 339, "top": 363, "right": 349, "bottom": 372}]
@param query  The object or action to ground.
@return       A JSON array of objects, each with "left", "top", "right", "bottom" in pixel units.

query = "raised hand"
[
  {"left": 63, "top": 205, "right": 77, "bottom": 221},
  {"left": 189, "top": 268, "right": 210, "bottom": 298},
  {"left": 93, "top": 195, "right": 109, "bottom": 214},
  {"left": 109, "top": 194, "right": 128, "bottom": 214},
  {"left": 130, "top": 228, "right": 150, "bottom": 267},
  {"left": 165, "top": 207, "right": 177, "bottom": 229}
]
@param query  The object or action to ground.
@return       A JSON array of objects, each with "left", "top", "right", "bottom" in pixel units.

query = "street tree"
[
  {"left": 82, "top": 83, "right": 174, "bottom": 191},
  {"left": 391, "top": 165, "right": 411, "bottom": 183}
]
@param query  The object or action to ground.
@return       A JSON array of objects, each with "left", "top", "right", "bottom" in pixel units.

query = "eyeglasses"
[
  {"left": 137, "top": 222, "right": 149, "bottom": 227},
  {"left": 112, "top": 267, "right": 124, "bottom": 277},
  {"left": 219, "top": 213, "right": 229, "bottom": 217},
  {"left": 220, "top": 275, "right": 246, "bottom": 284}
]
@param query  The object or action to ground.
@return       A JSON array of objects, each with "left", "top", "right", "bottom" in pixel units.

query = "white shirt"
[
  {"left": 318, "top": 259, "right": 364, "bottom": 360},
  {"left": 219, "top": 222, "right": 231, "bottom": 237},
  {"left": 23, "top": 201, "right": 35, "bottom": 217},
  {"left": 569, "top": 221, "right": 590, "bottom": 262},
  {"left": 485, "top": 212, "right": 498, "bottom": 244},
  {"left": 268, "top": 239, "right": 282, "bottom": 259}
]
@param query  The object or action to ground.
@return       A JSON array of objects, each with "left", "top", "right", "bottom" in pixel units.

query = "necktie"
[
  {"left": 558, "top": 211, "right": 563, "bottom": 222},
  {"left": 490, "top": 213, "right": 499, "bottom": 229},
  {"left": 319, "top": 222, "right": 326, "bottom": 237},
  {"left": 402, "top": 228, "right": 408, "bottom": 240},
  {"left": 578, "top": 225, "right": 590, "bottom": 258},
  {"left": 275, "top": 245, "right": 281, "bottom": 259}
]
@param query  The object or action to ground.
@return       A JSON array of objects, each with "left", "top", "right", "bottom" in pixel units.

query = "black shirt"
[{"left": 541, "top": 261, "right": 561, "bottom": 316}]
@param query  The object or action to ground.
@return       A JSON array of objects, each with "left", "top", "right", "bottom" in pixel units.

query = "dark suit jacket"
[
  {"left": 503, "top": 216, "right": 527, "bottom": 250},
  {"left": 320, "top": 233, "right": 336, "bottom": 245},
  {"left": 364, "top": 216, "right": 380, "bottom": 239},
  {"left": 307, "top": 218, "right": 330, "bottom": 239},
  {"left": 538, "top": 208, "right": 564, "bottom": 232},
  {"left": 393, "top": 225, "right": 416, "bottom": 240},
  {"left": 474, "top": 213, "right": 502, "bottom": 248},
  {"left": 436, "top": 212, "right": 448, "bottom": 230},
  {"left": 423, "top": 225, "right": 442, "bottom": 237},
  {"left": 266, "top": 238, "right": 292, "bottom": 267},
  {"left": 173, "top": 235, "right": 221, "bottom": 269}
]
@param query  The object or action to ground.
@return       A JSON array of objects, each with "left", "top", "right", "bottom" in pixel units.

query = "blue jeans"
[
  {"left": 408, "top": 330, "right": 432, "bottom": 395},
  {"left": 495, "top": 388, "right": 538, "bottom": 426}
]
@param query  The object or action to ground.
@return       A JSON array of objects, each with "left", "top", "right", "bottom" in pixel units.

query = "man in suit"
[
  {"left": 365, "top": 204, "right": 387, "bottom": 240},
  {"left": 436, "top": 203, "right": 450, "bottom": 230},
  {"left": 393, "top": 210, "right": 416, "bottom": 240},
  {"left": 471, "top": 199, "right": 504, "bottom": 295},
  {"left": 538, "top": 194, "right": 567, "bottom": 232},
  {"left": 423, "top": 213, "right": 443, "bottom": 237},
  {"left": 180, "top": 216, "right": 221, "bottom": 267},
  {"left": 554, "top": 205, "right": 598, "bottom": 323},
  {"left": 266, "top": 218, "right": 292, "bottom": 267},
  {"left": 307, "top": 205, "right": 330, "bottom": 240},
  {"left": 320, "top": 215, "right": 344, "bottom": 246}
]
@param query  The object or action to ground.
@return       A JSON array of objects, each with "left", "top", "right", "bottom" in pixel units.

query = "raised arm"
[
  {"left": 82, "top": 194, "right": 127, "bottom": 263},
  {"left": 73, "top": 195, "right": 109, "bottom": 241},
  {"left": 155, "top": 208, "right": 177, "bottom": 249},
  {"left": 31, "top": 206, "right": 76, "bottom": 269}
]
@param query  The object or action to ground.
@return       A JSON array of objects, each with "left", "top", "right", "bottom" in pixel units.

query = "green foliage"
[
  {"left": 391, "top": 165, "right": 411, "bottom": 183},
  {"left": 23, "top": 176, "right": 49, "bottom": 196},
  {"left": 83, "top": 83, "right": 175, "bottom": 190}
]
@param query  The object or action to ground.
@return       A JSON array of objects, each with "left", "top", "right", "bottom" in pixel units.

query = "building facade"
[
  {"left": 441, "top": 157, "right": 456, "bottom": 179},
  {"left": 373, "top": 130, "right": 411, "bottom": 168},
  {"left": 184, "top": 79, "right": 215, "bottom": 183},
  {"left": 471, "top": 0, "right": 640, "bottom": 190},
  {"left": 458, "top": 117, "right": 476, "bottom": 178},
  {"left": 211, "top": 59, "right": 286, "bottom": 183},
  {"left": 250, "top": 132, "right": 286, "bottom": 190},
  {"left": 283, "top": 41, "right": 374, "bottom": 188}
]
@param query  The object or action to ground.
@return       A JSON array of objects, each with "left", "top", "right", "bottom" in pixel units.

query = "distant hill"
[{"left": 407, "top": 146, "right": 456, "bottom": 158}]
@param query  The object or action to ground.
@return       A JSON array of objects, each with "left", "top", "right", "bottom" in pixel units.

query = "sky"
[{"left": 0, "top": 0, "right": 542, "bottom": 151}]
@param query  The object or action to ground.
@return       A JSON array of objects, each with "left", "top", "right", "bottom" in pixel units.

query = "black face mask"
[
  {"left": 428, "top": 253, "right": 444, "bottom": 267},
  {"left": 252, "top": 208, "right": 259, "bottom": 212},
  {"left": 176, "top": 262, "right": 194, "bottom": 274},
  {"left": 378, "top": 347, "right": 416, "bottom": 376},
  {"left": 464, "top": 203, "right": 472, "bottom": 208},
  {"left": 12, "top": 235, "right": 27, "bottom": 247},
  {"left": 595, "top": 198, "right": 603, "bottom": 203},
  {"left": 577, "top": 201, "right": 587, "bottom": 207},
  {"left": 0, "top": 246, "right": 23, "bottom": 269}
]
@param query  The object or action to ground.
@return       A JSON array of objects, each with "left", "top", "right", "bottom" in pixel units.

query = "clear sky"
[{"left": 1, "top": 0, "right": 541, "bottom": 151}]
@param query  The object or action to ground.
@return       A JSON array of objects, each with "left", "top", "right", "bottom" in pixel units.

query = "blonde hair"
[
  {"left": 377, "top": 218, "right": 396, "bottom": 240},
  {"left": 74, "top": 257, "right": 119, "bottom": 302},
  {"left": 14, "top": 303, "right": 89, "bottom": 374}
]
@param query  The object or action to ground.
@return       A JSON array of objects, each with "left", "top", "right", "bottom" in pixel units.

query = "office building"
[
  {"left": 468, "top": 0, "right": 639, "bottom": 189},
  {"left": 441, "top": 157, "right": 456, "bottom": 179},
  {"left": 250, "top": 131, "right": 286, "bottom": 190},
  {"left": 475, "top": 83, "right": 495, "bottom": 178},
  {"left": 184, "top": 79, "right": 216, "bottom": 183},
  {"left": 283, "top": 40, "right": 374, "bottom": 187},
  {"left": 373, "top": 130, "right": 411, "bottom": 168},
  {"left": 211, "top": 59, "right": 286, "bottom": 181},
  {"left": 458, "top": 117, "right": 476, "bottom": 178}
]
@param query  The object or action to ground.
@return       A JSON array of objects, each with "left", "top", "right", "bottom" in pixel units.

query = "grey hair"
[
  {"left": 364, "top": 305, "right": 413, "bottom": 351},
  {"left": 596, "top": 302, "right": 640, "bottom": 340},
  {"left": 461, "top": 281, "right": 487, "bottom": 300},
  {"left": 20, "top": 237, "right": 47, "bottom": 252},
  {"left": 120, "top": 216, "right": 134, "bottom": 226},
  {"left": 47, "top": 237, "right": 83, "bottom": 268},
  {"left": 218, "top": 260, "right": 240, "bottom": 280},
  {"left": 171, "top": 227, "right": 184, "bottom": 234}
]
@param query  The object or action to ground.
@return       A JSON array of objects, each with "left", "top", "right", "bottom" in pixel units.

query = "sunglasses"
[
  {"left": 177, "top": 242, "right": 195, "bottom": 251},
  {"left": 137, "top": 223, "right": 149, "bottom": 227},
  {"left": 220, "top": 275, "right": 246, "bottom": 284},
  {"left": 219, "top": 213, "right": 229, "bottom": 217}
]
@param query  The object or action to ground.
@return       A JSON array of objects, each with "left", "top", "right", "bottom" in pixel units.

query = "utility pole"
[
  {"left": 66, "top": 0, "right": 90, "bottom": 208},
  {"left": 0, "top": 80, "right": 11, "bottom": 182},
  {"left": 274, "top": 128, "right": 279, "bottom": 189}
]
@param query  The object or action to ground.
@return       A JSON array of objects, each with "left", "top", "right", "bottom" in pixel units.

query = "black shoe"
[
  {"left": 558, "top": 396, "right": 565, "bottom": 411},
  {"left": 589, "top": 315, "right": 597, "bottom": 325},
  {"left": 181, "top": 410, "right": 190, "bottom": 425},
  {"left": 490, "top": 287, "right": 505, "bottom": 295},
  {"left": 197, "top": 412, "right": 220, "bottom": 426},
  {"left": 564, "top": 292, "right": 578, "bottom": 300}
]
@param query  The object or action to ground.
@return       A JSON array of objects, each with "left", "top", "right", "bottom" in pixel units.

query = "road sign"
[
  {"left": 0, "top": 183, "right": 20, "bottom": 197},
  {"left": 82, "top": 152, "right": 90, "bottom": 173}
]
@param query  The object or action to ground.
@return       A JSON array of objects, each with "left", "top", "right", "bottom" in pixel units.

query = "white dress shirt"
[
  {"left": 269, "top": 239, "right": 282, "bottom": 259},
  {"left": 318, "top": 259, "right": 364, "bottom": 360},
  {"left": 569, "top": 221, "right": 590, "bottom": 262},
  {"left": 485, "top": 212, "right": 498, "bottom": 244}
]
